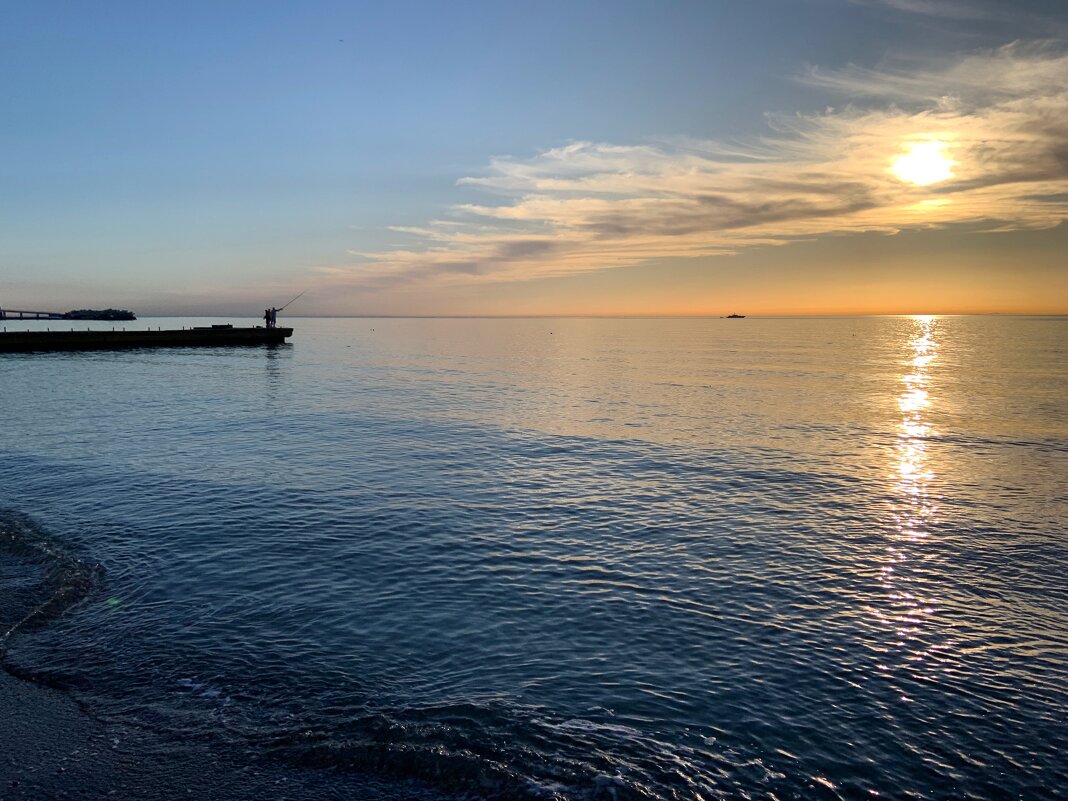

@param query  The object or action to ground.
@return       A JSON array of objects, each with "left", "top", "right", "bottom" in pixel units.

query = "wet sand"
[{"left": 0, "top": 670, "right": 449, "bottom": 801}]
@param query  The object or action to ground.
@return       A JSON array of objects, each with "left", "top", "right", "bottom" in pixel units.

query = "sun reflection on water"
[
  {"left": 896, "top": 317, "right": 937, "bottom": 532},
  {"left": 878, "top": 317, "right": 943, "bottom": 673}
]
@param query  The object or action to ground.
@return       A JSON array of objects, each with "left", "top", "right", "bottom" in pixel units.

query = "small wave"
[
  {"left": 0, "top": 509, "right": 104, "bottom": 685},
  {"left": 928, "top": 433, "right": 1068, "bottom": 453},
  {"left": 255, "top": 701, "right": 727, "bottom": 801}
]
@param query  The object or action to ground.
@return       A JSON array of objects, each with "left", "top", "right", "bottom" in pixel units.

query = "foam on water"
[{"left": 0, "top": 511, "right": 103, "bottom": 687}]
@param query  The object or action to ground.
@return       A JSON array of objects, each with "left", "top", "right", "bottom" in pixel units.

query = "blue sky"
[{"left": 3, "top": 0, "right": 1066, "bottom": 315}]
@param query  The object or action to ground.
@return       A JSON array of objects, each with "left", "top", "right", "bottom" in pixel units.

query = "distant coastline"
[{"left": 63, "top": 309, "right": 136, "bottom": 321}]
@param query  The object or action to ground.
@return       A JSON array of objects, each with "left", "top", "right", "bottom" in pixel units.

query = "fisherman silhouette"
[{"left": 263, "top": 292, "right": 304, "bottom": 328}]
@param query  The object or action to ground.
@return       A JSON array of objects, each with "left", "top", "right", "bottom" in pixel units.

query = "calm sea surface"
[{"left": 1, "top": 316, "right": 1066, "bottom": 800}]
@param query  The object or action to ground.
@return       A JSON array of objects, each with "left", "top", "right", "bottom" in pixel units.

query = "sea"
[{"left": 1, "top": 315, "right": 1065, "bottom": 800}]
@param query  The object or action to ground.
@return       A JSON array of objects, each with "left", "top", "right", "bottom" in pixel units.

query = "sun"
[{"left": 891, "top": 141, "right": 955, "bottom": 186}]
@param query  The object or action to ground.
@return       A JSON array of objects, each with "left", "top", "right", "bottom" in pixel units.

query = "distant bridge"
[{"left": 0, "top": 308, "right": 66, "bottom": 320}]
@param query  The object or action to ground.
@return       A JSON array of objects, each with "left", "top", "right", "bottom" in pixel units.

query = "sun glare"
[{"left": 891, "top": 142, "right": 955, "bottom": 186}]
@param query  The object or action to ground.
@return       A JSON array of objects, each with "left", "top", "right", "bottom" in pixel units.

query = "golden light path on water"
[{"left": 879, "top": 316, "right": 943, "bottom": 696}]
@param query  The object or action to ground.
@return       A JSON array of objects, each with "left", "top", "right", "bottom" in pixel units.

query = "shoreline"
[
  {"left": 0, "top": 667, "right": 454, "bottom": 800},
  {"left": 0, "top": 507, "right": 455, "bottom": 801}
]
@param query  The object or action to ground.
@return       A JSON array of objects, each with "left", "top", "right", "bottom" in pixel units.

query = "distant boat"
[
  {"left": 0, "top": 324, "right": 292, "bottom": 353},
  {"left": 725, "top": 313, "right": 746, "bottom": 318}
]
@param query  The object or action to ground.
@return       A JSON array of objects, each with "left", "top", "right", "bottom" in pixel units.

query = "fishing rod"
[{"left": 276, "top": 290, "right": 307, "bottom": 311}]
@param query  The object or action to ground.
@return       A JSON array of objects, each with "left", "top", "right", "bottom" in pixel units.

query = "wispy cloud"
[
  {"left": 854, "top": 0, "right": 999, "bottom": 21},
  {"left": 855, "top": 0, "right": 1068, "bottom": 31},
  {"left": 323, "top": 41, "right": 1068, "bottom": 291}
]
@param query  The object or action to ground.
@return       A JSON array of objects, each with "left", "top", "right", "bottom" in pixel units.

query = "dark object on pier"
[
  {"left": 64, "top": 308, "right": 137, "bottom": 321},
  {"left": 0, "top": 325, "right": 293, "bottom": 353}
]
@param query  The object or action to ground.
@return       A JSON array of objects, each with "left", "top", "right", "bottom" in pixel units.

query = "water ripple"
[{"left": 0, "top": 316, "right": 1065, "bottom": 799}]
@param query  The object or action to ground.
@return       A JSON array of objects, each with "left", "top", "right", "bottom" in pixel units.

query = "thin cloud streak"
[
  {"left": 855, "top": 0, "right": 1068, "bottom": 34},
  {"left": 855, "top": 0, "right": 1000, "bottom": 21},
  {"left": 322, "top": 42, "right": 1068, "bottom": 292}
]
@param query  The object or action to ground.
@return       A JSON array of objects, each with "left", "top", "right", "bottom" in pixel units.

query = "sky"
[{"left": 2, "top": 0, "right": 1066, "bottom": 316}]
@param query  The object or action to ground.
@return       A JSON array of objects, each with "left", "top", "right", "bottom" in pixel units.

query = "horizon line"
[{"left": 123, "top": 311, "right": 1068, "bottom": 319}]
